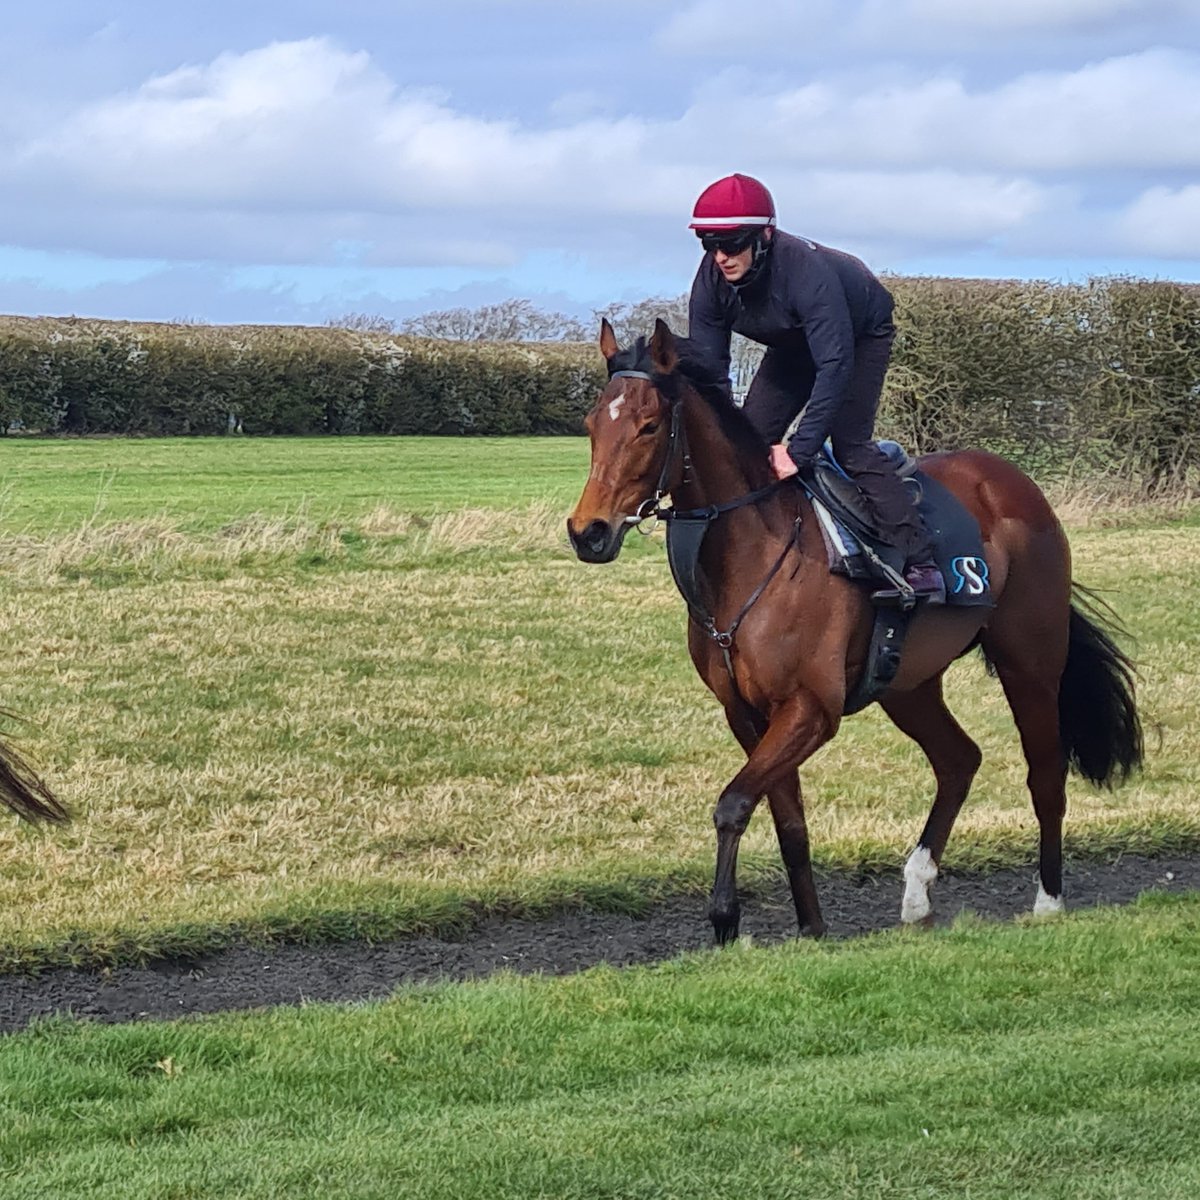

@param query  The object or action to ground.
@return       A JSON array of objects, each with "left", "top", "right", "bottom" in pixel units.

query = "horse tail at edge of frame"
[
  {"left": 1058, "top": 584, "right": 1145, "bottom": 788},
  {"left": 0, "top": 712, "right": 69, "bottom": 824},
  {"left": 980, "top": 583, "right": 1144, "bottom": 789}
]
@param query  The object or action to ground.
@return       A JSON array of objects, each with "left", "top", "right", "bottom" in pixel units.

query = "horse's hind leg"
[
  {"left": 987, "top": 654, "right": 1069, "bottom": 914},
  {"left": 977, "top": 573, "right": 1071, "bottom": 915},
  {"left": 880, "top": 675, "right": 982, "bottom": 924}
]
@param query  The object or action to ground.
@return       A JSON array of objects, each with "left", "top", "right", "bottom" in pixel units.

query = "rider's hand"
[{"left": 769, "top": 443, "right": 799, "bottom": 480}]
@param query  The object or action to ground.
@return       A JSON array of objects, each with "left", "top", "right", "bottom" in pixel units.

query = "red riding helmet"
[{"left": 688, "top": 173, "right": 777, "bottom": 231}]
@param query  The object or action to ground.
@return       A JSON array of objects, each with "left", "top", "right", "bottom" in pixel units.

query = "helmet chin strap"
[{"left": 731, "top": 233, "right": 772, "bottom": 290}]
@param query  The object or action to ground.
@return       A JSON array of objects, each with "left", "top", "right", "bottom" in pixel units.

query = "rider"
[{"left": 685, "top": 172, "right": 943, "bottom": 599}]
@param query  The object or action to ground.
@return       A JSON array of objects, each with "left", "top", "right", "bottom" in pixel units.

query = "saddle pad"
[
  {"left": 811, "top": 470, "right": 993, "bottom": 609},
  {"left": 914, "top": 472, "right": 992, "bottom": 607}
]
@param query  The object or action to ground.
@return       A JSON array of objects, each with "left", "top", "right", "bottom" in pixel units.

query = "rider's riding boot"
[
  {"left": 904, "top": 561, "right": 945, "bottom": 604},
  {"left": 871, "top": 559, "right": 945, "bottom": 608}
]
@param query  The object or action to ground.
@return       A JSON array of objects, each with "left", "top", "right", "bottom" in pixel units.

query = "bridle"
[
  {"left": 605, "top": 366, "right": 800, "bottom": 680},
  {"left": 609, "top": 368, "right": 787, "bottom": 530},
  {"left": 609, "top": 369, "right": 688, "bottom": 530}
]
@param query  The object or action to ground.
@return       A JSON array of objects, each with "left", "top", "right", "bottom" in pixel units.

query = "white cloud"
[
  {"left": 964, "top": 52, "right": 1199, "bottom": 170},
  {"left": 660, "top": 0, "right": 1198, "bottom": 52},
  {"left": 1, "top": 33, "right": 1198, "bottom": 285},
  {"left": 683, "top": 50, "right": 1200, "bottom": 172},
  {"left": 11, "top": 38, "right": 687, "bottom": 220},
  {"left": 1119, "top": 185, "right": 1200, "bottom": 256},
  {"left": 788, "top": 171, "right": 1051, "bottom": 244},
  {"left": 18, "top": 40, "right": 402, "bottom": 207}
]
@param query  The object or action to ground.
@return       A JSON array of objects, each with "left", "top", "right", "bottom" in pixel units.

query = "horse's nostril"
[{"left": 567, "top": 518, "right": 614, "bottom": 561}]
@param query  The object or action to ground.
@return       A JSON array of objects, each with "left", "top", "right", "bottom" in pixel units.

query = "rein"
[{"left": 608, "top": 366, "right": 799, "bottom": 680}]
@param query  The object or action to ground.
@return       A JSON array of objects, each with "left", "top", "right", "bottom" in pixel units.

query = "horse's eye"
[{"left": 640, "top": 422, "right": 660, "bottom": 437}]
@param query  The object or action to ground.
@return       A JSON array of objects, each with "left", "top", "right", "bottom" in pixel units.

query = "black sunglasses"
[{"left": 698, "top": 230, "right": 758, "bottom": 255}]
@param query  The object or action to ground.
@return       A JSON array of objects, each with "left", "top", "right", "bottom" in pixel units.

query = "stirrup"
[
  {"left": 870, "top": 582, "right": 917, "bottom": 611},
  {"left": 865, "top": 554, "right": 916, "bottom": 612}
]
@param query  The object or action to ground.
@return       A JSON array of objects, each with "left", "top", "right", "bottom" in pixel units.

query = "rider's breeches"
[{"left": 741, "top": 331, "right": 933, "bottom": 560}]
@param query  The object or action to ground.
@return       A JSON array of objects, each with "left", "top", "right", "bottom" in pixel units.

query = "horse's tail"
[
  {"left": 1058, "top": 585, "right": 1144, "bottom": 788},
  {"left": 0, "top": 716, "right": 68, "bottom": 824}
]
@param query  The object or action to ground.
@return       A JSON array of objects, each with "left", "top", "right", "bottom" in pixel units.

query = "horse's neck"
[
  {"left": 673, "top": 398, "right": 778, "bottom": 529},
  {"left": 670, "top": 395, "right": 804, "bottom": 598}
]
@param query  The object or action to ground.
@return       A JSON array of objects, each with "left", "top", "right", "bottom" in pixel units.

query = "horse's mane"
[{"left": 607, "top": 332, "right": 767, "bottom": 460}]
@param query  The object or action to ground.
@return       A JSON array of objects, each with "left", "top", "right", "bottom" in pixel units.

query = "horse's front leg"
[
  {"left": 709, "top": 690, "right": 834, "bottom": 944},
  {"left": 721, "top": 703, "right": 826, "bottom": 941}
]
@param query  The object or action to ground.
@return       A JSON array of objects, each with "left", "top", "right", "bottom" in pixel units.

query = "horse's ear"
[
  {"left": 649, "top": 318, "right": 678, "bottom": 374},
  {"left": 599, "top": 318, "right": 618, "bottom": 361}
]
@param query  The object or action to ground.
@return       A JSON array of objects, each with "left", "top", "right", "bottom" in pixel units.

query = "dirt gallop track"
[{"left": 0, "top": 854, "right": 1191, "bottom": 1034}]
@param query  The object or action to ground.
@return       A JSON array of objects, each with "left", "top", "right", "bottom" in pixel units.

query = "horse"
[{"left": 567, "top": 318, "right": 1142, "bottom": 943}]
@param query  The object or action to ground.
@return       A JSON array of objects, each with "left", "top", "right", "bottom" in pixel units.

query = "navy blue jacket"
[{"left": 687, "top": 231, "right": 895, "bottom": 455}]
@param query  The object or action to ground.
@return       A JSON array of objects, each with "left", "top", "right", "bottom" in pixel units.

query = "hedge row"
[
  {"left": 1, "top": 276, "right": 1197, "bottom": 488},
  {"left": 879, "top": 276, "right": 1200, "bottom": 489},
  {"left": 0, "top": 321, "right": 602, "bottom": 439}
]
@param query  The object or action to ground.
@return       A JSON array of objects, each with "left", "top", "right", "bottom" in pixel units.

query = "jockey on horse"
[{"left": 685, "top": 172, "right": 944, "bottom": 600}]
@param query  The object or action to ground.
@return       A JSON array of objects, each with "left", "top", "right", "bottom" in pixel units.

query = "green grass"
[
  {"left": 0, "top": 438, "right": 1194, "bottom": 967},
  {"left": 2, "top": 895, "right": 1199, "bottom": 1198},
  {"left": 0, "top": 435, "right": 590, "bottom": 532}
]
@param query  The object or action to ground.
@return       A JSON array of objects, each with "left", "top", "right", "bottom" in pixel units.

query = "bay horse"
[{"left": 567, "top": 318, "right": 1142, "bottom": 943}]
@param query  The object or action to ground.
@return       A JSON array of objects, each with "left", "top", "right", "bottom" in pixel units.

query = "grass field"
[
  {"left": 1, "top": 894, "right": 1198, "bottom": 1198},
  {"left": 0, "top": 436, "right": 589, "bottom": 532},
  {"left": 0, "top": 436, "right": 1196, "bottom": 967}
]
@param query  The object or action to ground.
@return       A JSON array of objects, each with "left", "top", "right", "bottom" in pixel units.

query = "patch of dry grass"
[
  {"left": 1043, "top": 478, "right": 1200, "bottom": 529},
  {"left": 0, "top": 501, "right": 1193, "bottom": 964}
]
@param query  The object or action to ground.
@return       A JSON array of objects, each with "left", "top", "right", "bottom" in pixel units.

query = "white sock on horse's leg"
[
  {"left": 901, "top": 846, "right": 938, "bottom": 923},
  {"left": 1034, "top": 881, "right": 1065, "bottom": 916}
]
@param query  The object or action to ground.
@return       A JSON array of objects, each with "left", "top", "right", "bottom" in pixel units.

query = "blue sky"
[{"left": 2, "top": 0, "right": 1198, "bottom": 327}]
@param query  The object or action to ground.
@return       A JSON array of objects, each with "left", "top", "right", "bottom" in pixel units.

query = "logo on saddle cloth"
[{"left": 950, "top": 555, "right": 989, "bottom": 597}]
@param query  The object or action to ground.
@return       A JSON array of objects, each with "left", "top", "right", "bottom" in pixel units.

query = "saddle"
[{"left": 802, "top": 441, "right": 993, "bottom": 712}]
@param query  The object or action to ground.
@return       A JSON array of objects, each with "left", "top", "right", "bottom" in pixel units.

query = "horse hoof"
[
  {"left": 900, "top": 895, "right": 933, "bottom": 924},
  {"left": 710, "top": 914, "right": 741, "bottom": 945},
  {"left": 911, "top": 912, "right": 935, "bottom": 930},
  {"left": 1034, "top": 884, "right": 1065, "bottom": 917}
]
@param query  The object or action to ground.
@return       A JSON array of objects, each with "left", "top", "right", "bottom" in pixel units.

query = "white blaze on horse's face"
[{"left": 574, "top": 376, "right": 670, "bottom": 527}]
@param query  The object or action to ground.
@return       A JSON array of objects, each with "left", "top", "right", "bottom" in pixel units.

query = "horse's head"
[{"left": 567, "top": 318, "right": 683, "bottom": 563}]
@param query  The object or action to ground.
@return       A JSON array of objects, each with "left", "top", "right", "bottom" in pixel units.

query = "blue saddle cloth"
[{"left": 807, "top": 442, "right": 993, "bottom": 609}]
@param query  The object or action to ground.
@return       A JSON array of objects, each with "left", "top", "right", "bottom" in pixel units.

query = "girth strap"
[{"left": 842, "top": 606, "right": 912, "bottom": 714}]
